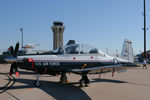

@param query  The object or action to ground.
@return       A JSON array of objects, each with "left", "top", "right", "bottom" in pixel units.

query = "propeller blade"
[
  {"left": 9, "top": 63, "right": 15, "bottom": 76},
  {"left": 9, "top": 62, "right": 19, "bottom": 77},
  {"left": 9, "top": 42, "right": 20, "bottom": 77},
  {"left": 14, "top": 42, "right": 19, "bottom": 57}
]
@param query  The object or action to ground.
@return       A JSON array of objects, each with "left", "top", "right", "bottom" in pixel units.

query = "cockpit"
[{"left": 52, "top": 44, "right": 99, "bottom": 55}]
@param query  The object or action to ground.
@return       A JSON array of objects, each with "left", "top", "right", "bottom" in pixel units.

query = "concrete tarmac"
[{"left": 0, "top": 64, "right": 150, "bottom": 100}]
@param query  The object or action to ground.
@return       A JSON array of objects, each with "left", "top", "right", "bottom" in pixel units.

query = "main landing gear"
[
  {"left": 79, "top": 74, "right": 90, "bottom": 87},
  {"left": 60, "top": 72, "right": 68, "bottom": 83},
  {"left": 34, "top": 74, "right": 41, "bottom": 87},
  {"left": 33, "top": 73, "right": 90, "bottom": 87}
]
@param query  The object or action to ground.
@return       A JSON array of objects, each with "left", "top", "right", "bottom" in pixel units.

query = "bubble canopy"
[{"left": 52, "top": 44, "right": 100, "bottom": 54}]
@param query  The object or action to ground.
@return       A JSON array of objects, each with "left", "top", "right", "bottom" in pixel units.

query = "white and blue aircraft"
[{"left": 2, "top": 40, "right": 137, "bottom": 87}]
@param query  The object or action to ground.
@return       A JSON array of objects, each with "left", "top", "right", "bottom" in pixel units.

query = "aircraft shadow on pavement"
[
  {"left": 0, "top": 71, "right": 53, "bottom": 77},
  {"left": 8, "top": 77, "right": 128, "bottom": 100},
  {"left": 0, "top": 71, "right": 35, "bottom": 75},
  {"left": 4, "top": 70, "right": 127, "bottom": 100},
  {"left": 19, "top": 71, "right": 35, "bottom": 75},
  {"left": 91, "top": 78, "right": 128, "bottom": 84},
  {"left": 9, "top": 78, "right": 92, "bottom": 100},
  {"left": 92, "top": 78, "right": 150, "bottom": 87}
]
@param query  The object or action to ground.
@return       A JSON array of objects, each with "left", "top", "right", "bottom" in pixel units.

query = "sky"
[{"left": 0, "top": 0, "right": 150, "bottom": 55}]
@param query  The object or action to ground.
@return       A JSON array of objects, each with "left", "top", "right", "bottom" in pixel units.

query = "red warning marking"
[
  {"left": 73, "top": 57, "right": 76, "bottom": 60},
  {"left": 112, "top": 68, "right": 115, "bottom": 77},
  {"left": 91, "top": 56, "right": 93, "bottom": 59},
  {"left": 28, "top": 58, "right": 33, "bottom": 62},
  {"left": 16, "top": 72, "right": 19, "bottom": 77},
  {"left": 9, "top": 72, "right": 13, "bottom": 76},
  {"left": 32, "top": 61, "right": 34, "bottom": 69},
  {"left": 27, "top": 58, "right": 34, "bottom": 69},
  {"left": 112, "top": 72, "right": 114, "bottom": 77}
]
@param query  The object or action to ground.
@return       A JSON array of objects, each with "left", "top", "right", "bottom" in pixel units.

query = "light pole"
[
  {"left": 143, "top": 0, "right": 146, "bottom": 61},
  {"left": 142, "top": 0, "right": 148, "bottom": 68},
  {"left": 20, "top": 28, "right": 23, "bottom": 48}
]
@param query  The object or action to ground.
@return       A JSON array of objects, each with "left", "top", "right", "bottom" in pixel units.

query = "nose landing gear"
[{"left": 34, "top": 74, "right": 41, "bottom": 87}]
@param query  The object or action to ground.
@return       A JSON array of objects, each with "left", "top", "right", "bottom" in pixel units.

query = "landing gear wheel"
[
  {"left": 60, "top": 75, "right": 67, "bottom": 83},
  {"left": 79, "top": 79, "right": 85, "bottom": 87},
  {"left": 34, "top": 80, "right": 41, "bottom": 87},
  {"left": 79, "top": 74, "right": 90, "bottom": 87}
]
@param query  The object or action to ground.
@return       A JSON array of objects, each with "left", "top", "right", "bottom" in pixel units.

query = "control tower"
[
  {"left": 51, "top": 21, "right": 65, "bottom": 50},
  {"left": 121, "top": 39, "right": 134, "bottom": 62}
]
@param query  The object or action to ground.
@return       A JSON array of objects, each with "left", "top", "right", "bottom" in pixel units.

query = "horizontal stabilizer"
[{"left": 70, "top": 64, "right": 123, "bottom": 73}]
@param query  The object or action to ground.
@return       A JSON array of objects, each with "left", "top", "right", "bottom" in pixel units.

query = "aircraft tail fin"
[{"left": 121, "top": 39, "right": 134, "bottom": 62}]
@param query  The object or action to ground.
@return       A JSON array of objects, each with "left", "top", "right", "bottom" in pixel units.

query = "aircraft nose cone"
[{"left": 4, "top": 57, "right": 17, "bottom": 63}]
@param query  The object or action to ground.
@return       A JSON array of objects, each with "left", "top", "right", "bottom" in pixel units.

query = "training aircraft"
[{"left": 2, "top": 40, "right": 137, "bottom": 87}]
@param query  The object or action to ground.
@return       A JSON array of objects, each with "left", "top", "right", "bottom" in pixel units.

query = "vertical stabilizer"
[{"left": 121, "top": 39, "right": 134, "bottom": 62}]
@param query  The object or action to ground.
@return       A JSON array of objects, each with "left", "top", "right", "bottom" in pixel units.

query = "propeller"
[{"left": 9, "top": 42, "right": 20, "bottom": 77}]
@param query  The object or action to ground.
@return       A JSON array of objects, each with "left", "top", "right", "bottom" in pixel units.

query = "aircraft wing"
[{"left": 69, "top": 64, "right": 130, "bottom": 74}]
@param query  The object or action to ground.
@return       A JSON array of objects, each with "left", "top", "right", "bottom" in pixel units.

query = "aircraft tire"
[
  {"left": 79, "top": 79, "right": 85, "bottom": 87},
  {"left": 34, "top": 80, "right": 41, "bottom": 87},
  {"left": 84, "top": 76, "right": 90, "bottom": 84},
  {"left": 60, "top": 75, "right": 67, "bottom": 83}
]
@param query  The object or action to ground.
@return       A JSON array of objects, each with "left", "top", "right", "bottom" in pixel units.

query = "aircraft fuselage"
[{"left": 17, "top": 54, "right": 127, "bottom": 75}]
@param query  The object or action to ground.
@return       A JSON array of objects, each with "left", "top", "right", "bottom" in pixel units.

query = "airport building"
[
  {"left": 51, "top": 21, "right": 65, "bottom": 50},
  {"left": 136, "top": 51, "right": 150, "bottom": 62}
]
